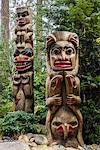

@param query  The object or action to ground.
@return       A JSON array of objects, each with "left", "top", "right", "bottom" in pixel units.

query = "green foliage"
[
  {"left": 0, "top": 99, "right": 13, "bottom": 117},
  {"left": 33, "top": 124, "right": 47, "bottom": 135},
  {"left": 0, "top": 43, "right": 13, "bottom": 116},
  {"left": 0, "top": 110, "right": 47, "bottom": 137},
  {"left": 34, "top": 56, "right": 46, "bottom": 106},
  {"left": 34, "top": 57, "right": 47, "bottom": 124},
  {"left": 34, "top": 105, "right": 47, "bottom": 125},
  {"left": 96, "top": 37, "right": 100, "bottom": 44},
  {"left": 0, "top": 111, "right": 37, "bottom": 136},
  {"left": 82, "top": 99, "right": 100, "bottom": 144}
]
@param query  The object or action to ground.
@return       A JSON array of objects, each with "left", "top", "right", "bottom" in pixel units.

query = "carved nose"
[
  {"left": 19, "top": 15, "right": 23, "bottom": 19},
  {"left": 64, "top": 123, "right": 73, "bottom": 139},
  {"left": 57, "top": 124, "right": 69, "bottom": 140},
  {"left": 61, "top": 51, "right": 66, "bottom": 60},
  {"left": 63, "top": 123, "right": 68, "bottom": 140},
  {"left": 18, "top": 54, "right": 23, "bottom": 60}
]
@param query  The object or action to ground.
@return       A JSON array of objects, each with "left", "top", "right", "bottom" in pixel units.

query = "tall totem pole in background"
[
  {"left": 13, "top": 6, "right": 33, "bottom": 112},
  {"left": 46, "top": 31, "right": 85, "bottom": 149}
]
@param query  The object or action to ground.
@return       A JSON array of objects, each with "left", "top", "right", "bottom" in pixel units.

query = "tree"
[
  {"left": 1, "top": 0, "right": 9, "bottom": 43},
  {"left": 35, "top": 0, "right": 43, "bottom": 71}
]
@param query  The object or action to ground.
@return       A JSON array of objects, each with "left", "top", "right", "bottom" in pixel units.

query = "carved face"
[
  {"left": 49, "top": 41, "right": 76, "bottom": 71},
  {"left": 51, "top": 107, "right": 78, "bottom": 140},
  {"left": 14, "top": 48, "right": 33, "bottom": 72},
  {"left": 16, "top": 11, "right": 31, "bottom": 26}
]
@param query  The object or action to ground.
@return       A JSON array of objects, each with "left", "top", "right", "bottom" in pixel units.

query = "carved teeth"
[{"left": 15, "top": 62, "right": 31, "bottom": 66}]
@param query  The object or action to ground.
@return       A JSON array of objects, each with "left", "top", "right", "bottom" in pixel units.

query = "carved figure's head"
[
  {"left": 16, "top": 6, "right": 32, "bottom": 26},
  {"left": 51, "top": 106, "right": 78, "bottom": 141},
  {"left": 46, "top": 31, "right": 79, "bottom": 73},
  {"left": 14, "top": 47, "right": 33, "bottom": 72}
]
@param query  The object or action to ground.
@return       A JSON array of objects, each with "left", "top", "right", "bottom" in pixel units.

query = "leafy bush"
[
  {"left": 33, "top": 56, "right": 47, "bottom": 125},
  {"left": 0, "top": 111, "right": 36, "bottom": 137},
  {"left": 34, "top": 105, "right": 47, "bottom": 125},
  {"left": 0, "top": 99, "right": 13, "bottom": 117},
  {"left": 34, "top": 56, "right": 46, "bottom": 107},
  {"left": 81, "top": 99, "right": 100, "bottom": 144},
  {"left": 0, "top": 43, "right": 13, "bottom": 116},
  {"left": 0, "top": 83, "right": 13, "bottom": 117}
]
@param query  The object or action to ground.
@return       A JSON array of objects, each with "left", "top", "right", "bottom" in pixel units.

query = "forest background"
[{"left": 0, "top": 0, "right": 100, "bottom": 145}]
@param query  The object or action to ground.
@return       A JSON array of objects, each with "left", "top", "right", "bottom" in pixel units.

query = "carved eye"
[
  {"left": 14, "top": 49, "right": 20, "bottom": 57},
  {"left": 52, "top": 48, "right": 61, "bottom": 55},
  {"left": 53, "top": 121, "right": 62, "bottom": 126},
  {"left": 22, "top": 76, "right": 29, "bottom": 84},
  {"left": 17, "top": 13, "right": 21, "bottom": 18},
  {"left": 13, "top": 76, "right": 21, "bottom": 85},
  {"left": 69, "top": 121, "right": 78, "bottom": 127},
  {"left": 22, "top": 51, "right": 33, "bottom": 57},
  {"left": 65, "top": 48, "right": 74, "bottom": 55},
  {"left": 22, "top": 11, "right": 28, "bottom": 17}
]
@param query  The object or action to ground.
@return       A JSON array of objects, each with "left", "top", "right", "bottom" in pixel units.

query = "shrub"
[
  {"left": 81, "top": 99, "right": 100, "bottom": 144},
  {"left": 0, "top": 99, "right": 13, "bottom": 117},
  {"left": 34, "top": 105, "right": 47, "bottom": 125},
  {"left": 0, "top": 111, "right": 36, "bottom": 137}
]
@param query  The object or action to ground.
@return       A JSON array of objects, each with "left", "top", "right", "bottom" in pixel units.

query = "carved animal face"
[
  {"left": 51, "top": 107, "right": 78, "bottom": 140},
  {"left": 16, "top": 10, "right": 31, "bottom": 26},
  {"left": 50, "top": 41, "right": 76, "bottom": 71},
  {"left": 14, "top": 48, "right": 33, "bottom": 72}
]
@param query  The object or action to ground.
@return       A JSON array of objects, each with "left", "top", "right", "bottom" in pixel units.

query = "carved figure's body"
[
  {"left": 15, "top": 24, "right": 33, "bottom": 48},
  {"left": 13, "top": 72, "right": 33, "bottom": 112},
  {"left": 46, "top": 31, "right": 84, "bottom": 148}
]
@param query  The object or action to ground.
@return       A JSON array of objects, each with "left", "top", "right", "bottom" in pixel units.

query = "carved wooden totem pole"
[
  {"left": 13, "top": 6, "right": 33, "bottom": 112},
  {"left": 46, "top": 31, "right": 85, "bottom": 149}
]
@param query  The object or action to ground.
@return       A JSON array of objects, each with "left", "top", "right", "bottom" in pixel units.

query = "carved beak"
[
  {"left": 56, "top": 124, "right": 69, "bottom": 140},
  {"left": 64, "top": 123, "right": 76, "bottom": 140}
]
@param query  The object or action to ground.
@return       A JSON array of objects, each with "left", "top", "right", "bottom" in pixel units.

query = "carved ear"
[
  {"left": 68, "top": 33, "right": 79, "bottom": 47},
  {"left": 46, "top": 34, "right": 57, "bottom": 50}
]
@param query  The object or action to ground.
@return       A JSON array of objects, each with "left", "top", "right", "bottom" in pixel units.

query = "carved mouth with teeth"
[
  {"left": 54, "top": 61, "right": 72, "bottom": 69},
  {"left": 14, "top": 56, "right": 33, "bottom": 71}
]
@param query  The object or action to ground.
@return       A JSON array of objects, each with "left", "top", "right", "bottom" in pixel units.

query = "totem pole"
[
  {"left": 46, "top": 31, "right": 85, "bottom": 149},
  {"left": 13, "top": 6, "right": 33, "bottom": 112}
]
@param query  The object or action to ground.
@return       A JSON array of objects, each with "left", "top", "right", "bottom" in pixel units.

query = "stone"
[
  {"left": 88, "top": 144, "right": 100, "bottom": 150},
  {"left": 30, "top": 145, "right": 79, "bottom": 150},
  {"left": 0, "top": 140, "right": 3, "bottom": 143},
  {"left": 18, "top": 134, "right": 48, "bottom": 146},
  {"left": 0, "top": 141, "right": 31, "bottom": 150},
  {"left": 31, "top": 145, "right": 48, "bottom": 150},
  {"left": 30, "top": 134, "right": 48, "bottom": 145},
  {"left": 2, "top": 136, "right": 12, "bottom": 142},
  {"left": 50, "top": 145, "right": 67, "bottom": 150},
  {"left": 18, "top": 134, "right": 29, "bottom": 143},
  {"left": 30, "top": 137, "right": 35, "bottom": 142},
  {"left": 28, "top": 142, "right": 37, "bottom": 147},
  {"left": 27, "top": 133, "right": 34, "bottom": 140}
]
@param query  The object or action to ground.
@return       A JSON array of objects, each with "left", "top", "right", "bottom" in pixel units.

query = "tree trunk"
[
  {"left": 1, "top": 0, "right": 9, "bottom": 43},
  {"left": 36, "top": 0, "right": 43, "bottom": 70}
]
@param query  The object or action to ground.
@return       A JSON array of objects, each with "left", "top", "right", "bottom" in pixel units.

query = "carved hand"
[
  {"left": 66, "top": 94, "right": 81, "bottom": 105},
  {"left": 46, "top": 94, "right": 62, "bottom": 107}
]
